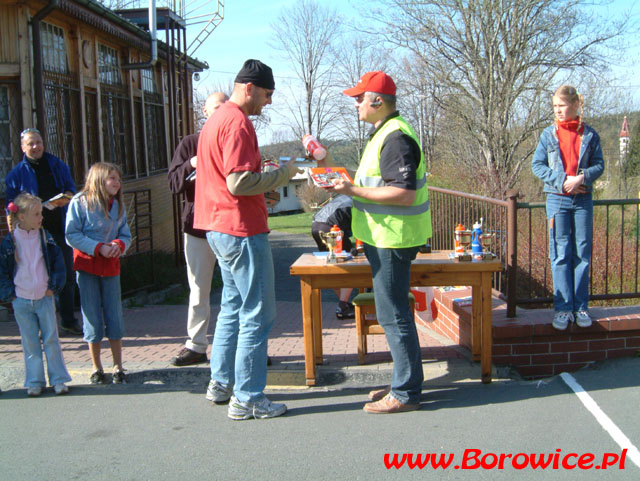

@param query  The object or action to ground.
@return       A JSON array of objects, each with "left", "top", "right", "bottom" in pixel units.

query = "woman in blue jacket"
[{"left": 531, "top": 85, "right": 605, "bottom": 330}]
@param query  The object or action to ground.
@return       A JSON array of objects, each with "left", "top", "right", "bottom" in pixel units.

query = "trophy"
[
  {"left": 454, "top": 229, "right": 472, "bottom": 261},
  {"left": 480, "top": 233, "right": 496, "bottom": 260},
  {"left": 320, "top": 229, "right": 343, "bottom": 264}
]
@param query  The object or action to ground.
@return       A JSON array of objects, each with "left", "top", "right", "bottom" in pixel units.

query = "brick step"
[{"left": 413, "top": 287, "right": 640, "bottom": 378}]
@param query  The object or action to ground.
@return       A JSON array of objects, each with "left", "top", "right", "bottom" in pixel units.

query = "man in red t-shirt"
[{"left": 194, "top": 59, "right": 300, "bottom": 420}]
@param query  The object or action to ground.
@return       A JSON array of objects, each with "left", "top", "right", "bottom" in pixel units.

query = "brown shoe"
[
  {"left": 171, "top": 348, "right": 208, "bottom": 366},
  {"left": 368, "top": 386, "right": 391, "bottom": 402},
  {"left": 363, "top": 394, "right": 420, "bottom": 414}
]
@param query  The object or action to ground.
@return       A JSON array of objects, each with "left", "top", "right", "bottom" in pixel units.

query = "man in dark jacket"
[
  {"left": 167, "top": 92, "right": 228, "bottom": 366},
  {"left": 5, "top": 128, "right": 79, "bottom": 335}
]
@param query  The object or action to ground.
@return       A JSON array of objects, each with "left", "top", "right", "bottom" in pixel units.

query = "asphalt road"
[{"left": 2, "top": 357, "right": 639, "bottom": 480}]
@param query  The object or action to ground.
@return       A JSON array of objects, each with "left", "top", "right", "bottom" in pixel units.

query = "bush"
[{"left": 296, "top": 183, "right": 330, "bottom": 213}]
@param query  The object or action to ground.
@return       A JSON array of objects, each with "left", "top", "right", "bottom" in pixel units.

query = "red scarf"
[{"left": 556, "top": 118, "right": 583, "bottom": 177}]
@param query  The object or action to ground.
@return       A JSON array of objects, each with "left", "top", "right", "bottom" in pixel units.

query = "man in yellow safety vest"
[{"left": 329, "top": 71, "right": 431, "bottom": 413}]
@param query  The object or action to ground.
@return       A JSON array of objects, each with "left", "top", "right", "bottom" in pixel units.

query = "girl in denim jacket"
[
  {"left": 0, "top": 193, "right": 71, "bottom": 396},
  {"left": 65, "top": 163, "right": 131, "bottom": 384},
  {"left": 531, "top": 85, "right": 605, "bottom": 331}
]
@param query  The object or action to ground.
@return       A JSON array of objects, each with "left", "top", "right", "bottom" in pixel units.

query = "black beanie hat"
[{"left": 234, "top": 59, "right": 275, "bottom": 90}]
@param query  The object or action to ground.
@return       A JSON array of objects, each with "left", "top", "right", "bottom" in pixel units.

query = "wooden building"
[{"left": 0, "top": 0, "right": 207, "bottom": 256}]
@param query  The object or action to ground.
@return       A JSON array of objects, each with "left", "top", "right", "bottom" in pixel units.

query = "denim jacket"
[
  {"left": 531, "top": 123, "right": 605, "bottom": 194},
  {"left": 0, "top": 229, "right": 66, "bottom": 302},
  {"left": 65, "top": 193, "right": 132, "bottom": 258}
]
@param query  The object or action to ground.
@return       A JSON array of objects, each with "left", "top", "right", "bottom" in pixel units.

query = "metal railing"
[
  {"left": 428, "top": 187, "right": 640, "bottom": 317},
  {"left": 516, "top": 198, "right": 640, "bottom": 310},
  {"left": 428, "top": 186, "right": 512, "bottom": 297},
  {"left": 121, "top": 188, "right": 154, "bottom": 296}
]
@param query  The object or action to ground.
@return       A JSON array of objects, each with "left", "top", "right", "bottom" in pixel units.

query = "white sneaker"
[
  {"left": 552, "top": 311, "right": 574, "bottom": 330},
  {"left": 54, "top": 383, "right": 69, "bottom": 395},
  {"left": 205, "top": 380, "right": 232, "bottom": 403},
  {"left": 574, "top": 310, "right": 592, "bottom": 328},
  {"left": 27, "top": 386, "right": 42, "bottom": 397},
  {"left": 227, "top": 395, "right": 287, "bottom": 420}
]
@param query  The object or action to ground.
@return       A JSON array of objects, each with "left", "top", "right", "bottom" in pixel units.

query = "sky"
[
  {"left": 184, "top": 0, "right": 640, "bottom": 145},
  {"left": 188, "top": 0, "right": 357, "bottom": 88},
  {"left": 184, "top": 0, "right": 359, "bottom": 145}
]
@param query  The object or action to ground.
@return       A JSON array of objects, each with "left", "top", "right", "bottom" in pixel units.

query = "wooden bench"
[{"left": 352, "top": 292, "right": 415, "bottom": 365}]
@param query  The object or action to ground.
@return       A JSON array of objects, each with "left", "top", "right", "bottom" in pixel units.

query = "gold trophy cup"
[
  {"left": 454, "top": 229, "right": 472, "bottom": 261},
  {"left": 320, "top": 229, "right": 343, "bottom": 264},
  {"left": 480, "top": 233, "right": 496, "bottom": 260}
]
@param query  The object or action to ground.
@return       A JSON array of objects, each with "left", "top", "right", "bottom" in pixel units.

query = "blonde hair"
[
  {"left": 7, "top": 193, "right": 43, "bottom": 263},
  {"left": 81, "top": 162, "right": 124, "bottom": 218},
  {"left": 554, "top": 84, "right": 584, "bottom": 127},
  {"left": 7, "top": 192, "right": 42, "bottom": 233}
]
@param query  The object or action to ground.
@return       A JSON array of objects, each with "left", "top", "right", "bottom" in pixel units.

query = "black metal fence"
[{"left": 428, "top": 186, "right": 640, "bottom": 317}]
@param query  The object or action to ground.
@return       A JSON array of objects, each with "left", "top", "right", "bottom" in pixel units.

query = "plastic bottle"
[
  {"left": 302, "top": 134, "right": 327, "bottom": 161},
  {"left": 330, "top": 224, "right": 343, "bottom": 253},
  {"left": 471, "top": 221, "right": 483, "bottom": 256},
  {"left": 455, "top": 223, "right": 465, "bottom": 254}
]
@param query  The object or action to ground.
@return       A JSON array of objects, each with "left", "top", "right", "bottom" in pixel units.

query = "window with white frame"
[
  {"left": 41, "top": 22, "right": 69, "bottom": 74},
  {"left": 142, "top": 68, "right": 156, "bottom": 93},
  {"left": 98, "top": 44, "right": 122, "bottom": 86}
]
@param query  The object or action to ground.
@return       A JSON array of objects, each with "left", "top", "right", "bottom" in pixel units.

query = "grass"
[{"left": 268, "top": 211, "right": 314, "bottom": 235}]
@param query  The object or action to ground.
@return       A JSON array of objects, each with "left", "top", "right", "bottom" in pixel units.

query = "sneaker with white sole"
[
  {"left": 54, "top": 384, "right": 69, "bottom": 395},
  {"left": 574, "top": 310, "right": 592, "bottom": 328},
  {"left": 27, "top": 386, "right": 42, "bottom": 397},
  {"left": 205, "top": 380, "right": 232, "bottom": 403},
  {"left": 552, "top": 311, "right": 574, "bottom": 330},
  {"left": 227, "top": 395, "right": 287, "bottom": 420}
]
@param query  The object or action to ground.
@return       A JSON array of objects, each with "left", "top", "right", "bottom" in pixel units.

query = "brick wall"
[{"left": 416, "top": 287, "right": 640, "bottom": 378}]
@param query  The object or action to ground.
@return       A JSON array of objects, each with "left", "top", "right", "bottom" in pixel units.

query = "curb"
[{"left": 0, "top": 358, "right": 515, "bottom": 392}]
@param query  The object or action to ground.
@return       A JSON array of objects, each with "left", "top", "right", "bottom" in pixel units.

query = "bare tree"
[
  {"left": 270, "top": 0, "right": 343, "bottom": 139},
  {"left": 330, "top": 36, "right": 390, "bottom": 159},
  {"left": 395, "top": 54, "right": 444, "bottom": 173},
  {"left": 367, "top": 0, "right": 629, "bottom": 198}
]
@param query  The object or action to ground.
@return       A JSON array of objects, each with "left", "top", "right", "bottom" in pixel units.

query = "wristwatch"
[{"left": 578, "top": 169, "right": 586, "bottom": 185}]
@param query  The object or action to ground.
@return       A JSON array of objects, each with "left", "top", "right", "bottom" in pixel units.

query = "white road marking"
[{"left": 560, "top": 372, "right": 640, "bottom": 468}]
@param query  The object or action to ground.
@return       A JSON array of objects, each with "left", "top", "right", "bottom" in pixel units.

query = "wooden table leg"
[
  {"left": 471, "top": 285, "right": 481, "bottom": 361},
  {"left": 481, "top": 272, "right": 493, "bottom": 383},
  {"left": 312, "top": 288, "right": 323, "bottom": 364},
  {"left": 300, "top": 279, "right": 316, "bottom": 386}
]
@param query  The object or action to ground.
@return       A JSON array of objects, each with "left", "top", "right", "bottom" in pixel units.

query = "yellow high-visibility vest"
[{"left": 352, "top": 116, "right": 432, "bottom": 248}]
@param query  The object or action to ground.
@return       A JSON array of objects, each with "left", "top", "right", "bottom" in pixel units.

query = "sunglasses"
[{"left": 20, "top": 128, "right": 41, "bottom": 140}]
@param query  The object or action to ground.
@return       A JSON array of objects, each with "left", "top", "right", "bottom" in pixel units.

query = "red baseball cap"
[{"left": 343, "top": 71, "right": 397, "bottom": 97}]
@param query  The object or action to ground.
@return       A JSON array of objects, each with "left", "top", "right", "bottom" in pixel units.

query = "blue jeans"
[
  {"left": 76, "top": 271, "right": 124, "bottom": 342},
  {"left": 206, "top": 231, "right": 276, "bottom": 403},
  {"left": 546, "top": 193, "right": 593, "bottom": 312},
  {"left": 364, "top": 243, "right": 422, "bottom": 404},
  {"left": 13, "top": 296, "right": 71, "bottom": 387}
]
